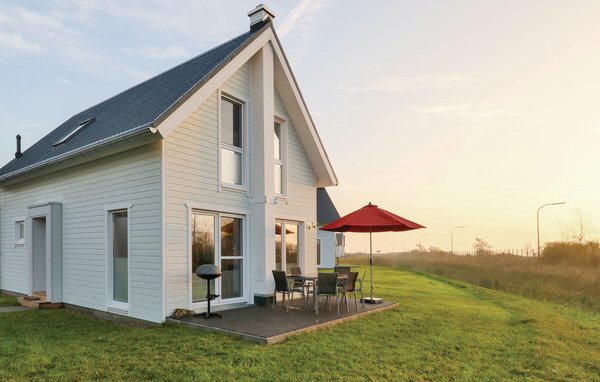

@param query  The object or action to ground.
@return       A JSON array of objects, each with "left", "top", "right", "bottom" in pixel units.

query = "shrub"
[{"left": 541, "top": 241, "right": 600, "bottom": 266}]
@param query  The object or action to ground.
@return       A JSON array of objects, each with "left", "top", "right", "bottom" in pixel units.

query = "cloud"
[
  {"left": 0, "top": 33, "right": 44, "bottom": 55},
  {"left": 122, "top": 45, "right": 191, "bottom": 60},
  {"left": 56, "top": 78, "right": 70, "bottom": 84},
  {"left": 15, "top": 7, "right": 77, "bottom": 35},
  {"left": 277, "top": 0, "right": 330, "bottom": 38},
  {"left": 339, "top": 74, "right": 470, "bottom": 93},
  {"left": 412, "top": 102, "right": 514, "bottom": 118}
]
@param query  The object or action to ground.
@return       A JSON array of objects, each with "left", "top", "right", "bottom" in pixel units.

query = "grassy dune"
[
  {"left": 0, "top": 266, "right": 599, "bottom": 381},
  {"left": 344, "top": 252, "right": 600, "bottom": 313}
]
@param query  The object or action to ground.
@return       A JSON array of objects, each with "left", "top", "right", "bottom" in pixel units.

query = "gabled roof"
[
  {"left": 0, "top": 23, "right": 265, "bottom": 181},
  {"left": 0, "top": 18, "right": 338, "bottom": 187},
  {"left": 317, "top": 188, "right": 340, "bottom": 224}
]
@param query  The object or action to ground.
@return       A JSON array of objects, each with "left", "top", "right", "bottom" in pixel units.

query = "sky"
[{"left": 1, "top": 1, "right": 599, "bottom": 253}]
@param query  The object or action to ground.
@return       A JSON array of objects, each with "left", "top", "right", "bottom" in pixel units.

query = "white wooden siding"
[
  {"left": 0, "top": 142, "right": 163, "bottom": 323},
  {"left": 163, "top": 60, "right": 318, "bottom": 314},
  {"left": 164, "top": 63, "right": 252, "bottom": 314},
  {"left": 274, "top": 89, "right": 317, "bottom": 269}
]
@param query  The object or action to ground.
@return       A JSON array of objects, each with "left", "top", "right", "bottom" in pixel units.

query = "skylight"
[{"left": 53, "top": 117, "right": 96, "bottom": 147}]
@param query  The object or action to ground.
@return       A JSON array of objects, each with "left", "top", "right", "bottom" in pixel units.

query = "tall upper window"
[
  {"left": 274, "top": 121, "right": 283, "bottom": 194},
  {"left": 221, "top": 97, "right": 243, "bottom": 186}
]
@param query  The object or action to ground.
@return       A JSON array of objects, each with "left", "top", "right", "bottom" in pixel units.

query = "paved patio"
[{"left": 170, "top": 299, "right": 397, "bottom": 344}]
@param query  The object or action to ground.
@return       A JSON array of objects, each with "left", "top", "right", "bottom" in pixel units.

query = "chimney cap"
[{"left": 248, "top": 4, "right": 275, "bottom": 29}]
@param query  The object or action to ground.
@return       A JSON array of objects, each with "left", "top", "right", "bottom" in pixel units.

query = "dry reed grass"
[{"left": 343, "top": 251, "right": 600, "bottom": 312}]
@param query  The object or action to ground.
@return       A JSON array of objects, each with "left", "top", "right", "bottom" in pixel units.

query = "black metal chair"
[
  {"left": 315, "top": 272, "right": 345, "bottom": 315},
  {"left": 343, "top": 271, "right": 361, "bottom": 311},
  {"left": 272, "top": 270, "right": 303, "bottom": 312},
  {"left": 334, "top": 266, "right": 351, "bottom": 275}
]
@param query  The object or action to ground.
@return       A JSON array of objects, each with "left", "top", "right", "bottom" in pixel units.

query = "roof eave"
[{"left": 0, "top": 125, "right": 159, "bottom": 183}]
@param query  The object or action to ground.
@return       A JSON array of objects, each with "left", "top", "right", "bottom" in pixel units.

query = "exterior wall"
[
  {"left": 164, "top": 63, "right": 252, "bottom": 314},
  {"left": 0, "top": 141, "right": 163, "bottom": 323},
  {"left": 164, "top": 58, "right": 317, "bottom": 315},
  {"left": 317, "top": 229, "right": 337, "bottom": 268},
  {"left": 274, "top": 89, "right": 317, "bottom": 270}
]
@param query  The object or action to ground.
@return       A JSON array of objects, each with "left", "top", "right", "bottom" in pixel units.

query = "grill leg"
[{"left": 198, "top": 279, "right": 221, "bottom": 319}]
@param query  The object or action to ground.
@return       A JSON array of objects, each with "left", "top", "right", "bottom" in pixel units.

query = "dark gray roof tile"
[{"left": 0, "top": 24, "right": 266, "bottom": 179}]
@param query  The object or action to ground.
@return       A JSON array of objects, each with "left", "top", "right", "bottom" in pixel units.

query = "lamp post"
[
  {"left": 451, "top": 226, "right": 466, "bottom": 254},
  {"left": 537, "top": 202, "right": 566, "bottom": 257}
]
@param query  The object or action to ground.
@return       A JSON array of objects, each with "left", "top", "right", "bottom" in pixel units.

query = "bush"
[{"left": 541, "top": 241, "right": 600, "bottom": 266}]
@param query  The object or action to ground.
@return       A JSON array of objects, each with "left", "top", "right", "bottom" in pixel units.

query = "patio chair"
[
  {"left": 289, "top": 266, "right": 313, "bottom": 307},
  {"left": 334, "top": 266, "right": 351, "bottom": 275},
  {"left": 355, "top": 270, "right": 366, "bottom": 309},
  {"left": 272, "top": 270, "right": 304, "bottom": 312},
  {"left": 343, "top": 272, "right": 361, "bottom": 311},
  {"left": 315, "top": 272, "right": 346, "bottom": 315}
]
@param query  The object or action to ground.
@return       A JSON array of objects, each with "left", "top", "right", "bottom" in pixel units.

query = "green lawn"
[
  {"left": 0, "top": 267, "right": 599, "bottom": 381},
  {"left": 0, "top": 293, "right": 18, "bottom": 307}
]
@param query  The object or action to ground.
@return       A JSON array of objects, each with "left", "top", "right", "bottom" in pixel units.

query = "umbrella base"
[{"left": 362, "top": 297, "right": 384, "bottom": 304}]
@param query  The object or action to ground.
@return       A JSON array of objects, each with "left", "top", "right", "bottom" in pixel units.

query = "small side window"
[{"left": 15, "top": 220, "right": 25, "bottom": 246}]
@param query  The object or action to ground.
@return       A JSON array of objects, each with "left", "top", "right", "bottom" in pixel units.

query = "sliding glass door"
[
  {"left": 275, "top": 221, "right": 300, "bottom": 273},
  {"left": 191, "top": 211, "right": 244, "bottom": 304}
]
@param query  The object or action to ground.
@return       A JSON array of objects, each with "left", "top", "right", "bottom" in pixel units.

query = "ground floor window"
[
  {"left": 109, "top": 210, "right": 128, "bottom": 307},
  {"left": 317, "top": 238, "right": 322, "bottom": 267},
  {"left": 275, "top": 221, "right": 300, "bottom": 273},
  {"left": 191, "top": 211, "right": 244, "bottom": 303}
]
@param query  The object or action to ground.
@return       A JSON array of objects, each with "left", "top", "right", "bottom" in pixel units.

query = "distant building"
[{"left": 317, "top": 188, "right": 345, "bottom": 268}]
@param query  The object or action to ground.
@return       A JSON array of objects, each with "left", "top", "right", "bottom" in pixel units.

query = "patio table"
[{"left": 287, "top": 273, "right": 348, "bottom": 312}]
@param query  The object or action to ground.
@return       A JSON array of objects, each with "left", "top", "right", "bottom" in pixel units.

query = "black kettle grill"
[{"left": 195, "top": 264, "right": 223, "bottom": 319}]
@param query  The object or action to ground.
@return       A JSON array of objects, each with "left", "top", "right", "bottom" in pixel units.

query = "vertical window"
[
  {"left": 191, "top": 211, "right": 245, "bottom": 304},
  {"left": 191, "top": 213, "right": 216, "bottom": 303},
  {"left": 15, "top": 220, "right": 25, "bottom": 246},
  {"left": 274, "top": 121, "right": 283, "bottom": 195},
  {"left": 111, "top": 211, "right": 128, "bottom": 304},
  {"left": 317, "top": 238, "right": 322, "bottom": 267},
  {"left": 275, "top": 221, "right": 300, "bottom": 273},
  {"left": 221, "top": 97, "right": 243, "bottom": 186},
  {"left": 220, "top": 217, "right": 243, "bottom": 299}
]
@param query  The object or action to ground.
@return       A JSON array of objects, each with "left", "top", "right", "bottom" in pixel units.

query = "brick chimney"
[{"left": 248, "top": 4, "right": 275, "bottom": 30}]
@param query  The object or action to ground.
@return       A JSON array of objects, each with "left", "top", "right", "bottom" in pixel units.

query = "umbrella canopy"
[
  {"left": 320, "top": 202, "right": 425, "bottom": 303},
  {"left": 320, "top": 202, "right": 425, "bottom": 233}
]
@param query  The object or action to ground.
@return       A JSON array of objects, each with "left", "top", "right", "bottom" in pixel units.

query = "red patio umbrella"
[{"left": 320, "top": 202, "right": 425, "bottom": 303}]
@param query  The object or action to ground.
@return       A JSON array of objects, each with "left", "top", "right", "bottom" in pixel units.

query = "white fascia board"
[
  {"left": 155, "top": 26, "right": 338, "bottom": 188},
  {"left": 156, "top": 31, "right": 273, "bottom": 137},
  {"left": 269, "top": 33, "right": 338, "bottom": 188}
]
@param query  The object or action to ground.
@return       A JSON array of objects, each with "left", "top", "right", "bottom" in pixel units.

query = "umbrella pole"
[
  {"left": 364, "top": 227, "right": 382, "bottom": 303},
  {"left": 369, "top": 228, "right": 374, "bottom": 300}
]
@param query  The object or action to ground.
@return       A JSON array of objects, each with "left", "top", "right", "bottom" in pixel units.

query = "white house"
[
  {"left": 316, "top": 188, "right": 345, "bottom": 268},
  {"left": 0, "top": 5, "right": 337, "bottom": 323}
]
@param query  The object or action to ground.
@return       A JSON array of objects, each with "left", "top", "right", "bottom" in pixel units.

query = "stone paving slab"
[{"left": 0, "top": 306, "right": 30, "bottom": 314}]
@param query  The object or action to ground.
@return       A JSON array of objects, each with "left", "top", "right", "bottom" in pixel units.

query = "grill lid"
[{"left": 195, "top": 264, "right": 223, "bottom": 280}]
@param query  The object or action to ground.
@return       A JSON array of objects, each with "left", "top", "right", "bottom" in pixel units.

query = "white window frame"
[
  {"left": 14, "top": 218, "right": 26, "bottom": 247},
  {"left": 316, "top": 238, "right": 322, "bottom": 267},
  {"left": 275, "top": 220, "right": 304, "bottom": 272},
  {"left": 105, "top": 204, "right": 131, "bottom": 313},
  {"left": 189, "top": 208, "right": 248, "bottom": 310},
  {"left": 218, "top": 92, "right": 246, "bottom": 191},
  {"left": 274, "top": 117, "right": 288, "bottom": 198}
]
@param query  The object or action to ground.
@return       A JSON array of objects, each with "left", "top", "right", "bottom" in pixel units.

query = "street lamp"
[
  {"left": 450, "top": 226, "right": 466, "bottom": 254},
  {"left": 537, "top": 202, "right": 566, "bottom": 257}
]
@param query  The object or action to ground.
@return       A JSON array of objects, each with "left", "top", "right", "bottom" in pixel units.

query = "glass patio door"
[
  {"left": 191, "top": 211, "right": 244, "bottom": 304},
  {"left": 275, "top": 221, "right": 299, "bottom": 273}
]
